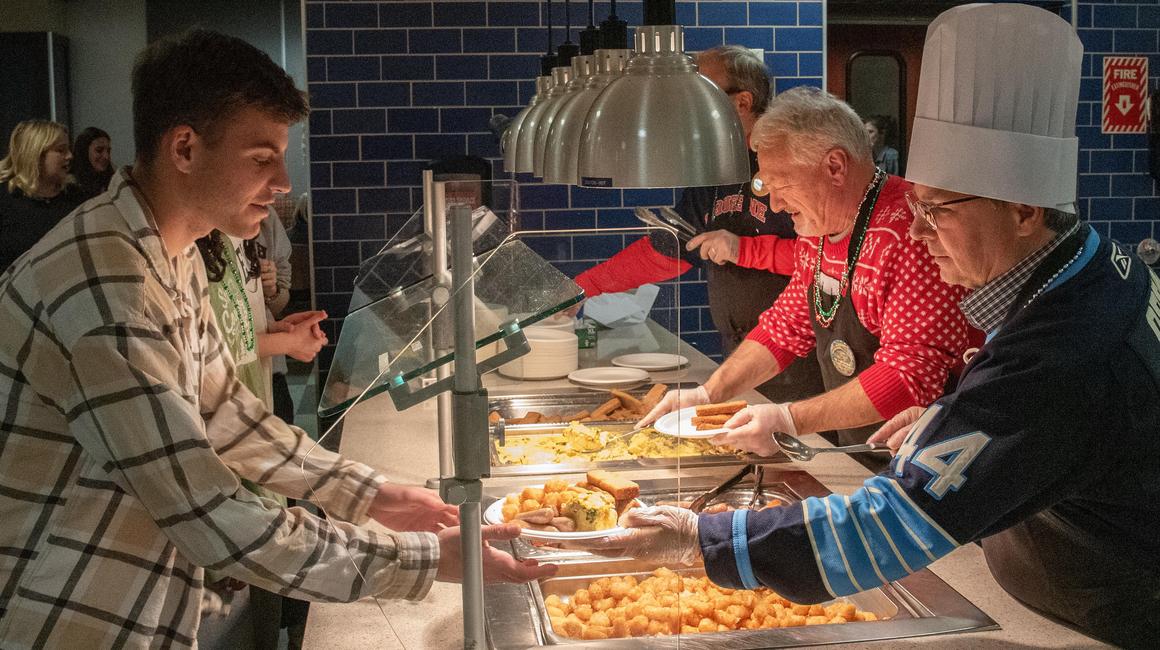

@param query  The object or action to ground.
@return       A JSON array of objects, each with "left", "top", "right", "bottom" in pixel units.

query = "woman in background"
[
  {"left": 864, "top": 114, "right": 900, "bottom": 175},
  {"left": 0, "top": 119, "right": 84, "bottom": 272},
  {"left": 71, "top": 126, "right": 114, "bottom": 200}
]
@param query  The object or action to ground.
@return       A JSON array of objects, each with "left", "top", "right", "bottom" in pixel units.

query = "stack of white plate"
[{"left": 498, "top": 328, "right": 578, "bottom": 380}]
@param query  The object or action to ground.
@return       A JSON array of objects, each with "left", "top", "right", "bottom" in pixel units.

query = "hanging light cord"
[
  {"left": 546, "top": 0, "right": 554, "bottom": 53},
  {"left": 587, "top": 0, "right": 595, "bottom": 28},
  {"left": 564, "top": 0, "right": 572, "bottom": 42}
]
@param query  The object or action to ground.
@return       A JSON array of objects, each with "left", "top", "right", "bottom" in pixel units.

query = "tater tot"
[
  {"left": 646, "top": 620, "right": 667, "bottom": 636},
  {"left": 594, "top": 597, "right": 615, "bottom": 612},
  {"left": 726, "top": 604, "right": 750, "bottom": 621},
  {"left": 521, "top": 486, "right": 545, "bottom": 502},
  {"left": 581, "top": 624, "right": 612, "bottom": 640},
  {"left": 806, "top": 615, "right": 830, "bottom": 625},
  {"left": 784, "top": 614, "right": 807, "bottom": 627},
  {"left": 543, "top": 479, "right": 568, "bottom": 493},
  {"left": 828, "top": 616, "right": 847, "bottom": 624},
  {"left": 682, "top": 624, "right": 700, "bottom": 634},
  {"left": 791, "top": 604, "right": 811, "bottom": 616},
  {"left": 501, "top": 503, "right": 519, "bottom": 521},
  {"left": 612, "top": 618, "right": 630, "bottom": 637},
  {"left": 628, "top": 615, "right": 649, "bottom": 636},
  {"left": 808, "top": 604, "right": 826, "bottom": 617},
  {"left": 698, "top": 617, "right": 717, "bottom": 633},
  {"left": 609, "top": 580, "right": 629, "bottom": 599},
  {"left": 572, "top": 588, "right": 590, "bottom": 606},
  {"left": 588, "top": 582, "right": 605, "bottom": 601},
  {"left": 589, "top": 611, "right": 611, "bottom": 628},
  {"left": 713, "top": 610, "right": 739, "bottom": 627},
  {"left": 560, "top": 615, "right": 584, "bottom": 638},
  {"left": 546, "top": 605, "right": 564, "bottom": 619},
  {"left": 520, "top": 498, "right": 540, "bottom": 513},
  {"left": 573, "top": 604, "right": 593, "bottom": 622}
]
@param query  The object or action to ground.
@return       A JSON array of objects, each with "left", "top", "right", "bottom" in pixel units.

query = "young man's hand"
[
  {"left": 368, "top": 483, "right": 458, "bottom": 532},
  {"left": 435, "top": 524, "right": 558, "bottom": 584}
]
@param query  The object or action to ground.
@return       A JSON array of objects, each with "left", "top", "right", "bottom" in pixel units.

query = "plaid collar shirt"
[
  {"left": 959, "top": 222, "right": 1081, "bottom": 334},
  {"left": 0, "top": 170, "right": 438, "bottom": 649}
]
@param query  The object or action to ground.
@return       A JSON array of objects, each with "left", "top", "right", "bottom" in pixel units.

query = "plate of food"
[
  {"left": 653, "top": 400, "right": 747, "bottom": 439},
  {"left": 484, "top": 471, "right": 641, "bottom": 541}
]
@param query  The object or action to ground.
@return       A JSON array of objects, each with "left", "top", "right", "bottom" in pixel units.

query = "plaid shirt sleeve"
[
  {"left": 59, "top": 276, "right": 438, "bottom": 603},
  {"left": 198, "top": 284, "right": 386, "bottom": 526}
]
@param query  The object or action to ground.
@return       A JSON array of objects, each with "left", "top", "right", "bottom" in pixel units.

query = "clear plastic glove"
[
  {"left": 435, "top": 524, "right": 558, "bottom": 584},
  {"left": 711, "top": 402, "right": 796, "bottom": 456},
  {"left": 636, "top": 385, "right": 710, "bottom": 428},
  {"left": 687, "top": 230, "right": 740, "bottom": 265},
  {"left": 565, "top": 506, "right": 701, "bottom": 565},
  {"left": 868, "top": 406, "right": 924, "bottom": 454}
]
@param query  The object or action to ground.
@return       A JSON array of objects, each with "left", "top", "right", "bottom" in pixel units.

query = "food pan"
[{"left": 531, "top": 563, "right": 901, "bottom": 646}]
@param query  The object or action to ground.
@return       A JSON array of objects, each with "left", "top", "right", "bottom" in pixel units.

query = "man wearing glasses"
[
  {"left": 584, "top": 5, "right": 1158, "bottom": 646},
  {"left": 640, "top": 84, "right": 979, "bottom": 472}
]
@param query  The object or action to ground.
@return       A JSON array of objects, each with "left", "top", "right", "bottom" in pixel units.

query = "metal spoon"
[{"left": 772, "top": 431, "right": 891, "bottom": 462}]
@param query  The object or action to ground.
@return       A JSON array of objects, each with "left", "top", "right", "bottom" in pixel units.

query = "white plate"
[
  {"left": 484, "top": 495, "right": 626, "bottom": 541},
  {"left": 566, "top": 367, "right": 649, "bottom": 387},
  {"left": 611, "top": 353, "right": 689, "bottom": 371},
  {"left": 653, "top": 406, "right": 728, "bottom": 439}
]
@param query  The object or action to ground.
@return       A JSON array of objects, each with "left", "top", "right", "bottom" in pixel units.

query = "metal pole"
[
  {"left": 448, "top": 204, "right": 488, "bottom": 647},
  {"left": 423, "top": 172, "right": 456, "bottom": 484}
]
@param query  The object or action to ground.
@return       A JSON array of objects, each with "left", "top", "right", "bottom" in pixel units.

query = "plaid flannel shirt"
[{"left": 0, "top": 170, "right": 438, "bottom": 649}]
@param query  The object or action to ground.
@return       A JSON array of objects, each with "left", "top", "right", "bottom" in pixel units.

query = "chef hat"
[{"left": 906, "top": 4, "right": 1083, "bottom": 213}]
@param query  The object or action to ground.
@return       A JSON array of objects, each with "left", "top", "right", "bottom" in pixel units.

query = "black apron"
[
  {"left": 809, "top": 280, "right": 888, "bottom": 473},
  {"left": 807, "top": 173, "right": 888, "bottom": 473}
]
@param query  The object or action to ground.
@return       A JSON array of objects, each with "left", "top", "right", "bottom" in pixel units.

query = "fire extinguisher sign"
[{"left": 1102, "top": 56, "right": 1149, "bottom": 134}]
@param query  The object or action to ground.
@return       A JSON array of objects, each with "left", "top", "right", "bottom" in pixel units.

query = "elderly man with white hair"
[
  {"left": 640, "top": 85, "right": 979, "bottom": 471},
  {"left": 577, "top": 5, "right": 1159, "bottom": 647}
]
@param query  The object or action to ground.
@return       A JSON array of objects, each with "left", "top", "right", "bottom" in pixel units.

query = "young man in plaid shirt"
[{"left": 0, "top": 30, "right": 553, "bottom": 648}]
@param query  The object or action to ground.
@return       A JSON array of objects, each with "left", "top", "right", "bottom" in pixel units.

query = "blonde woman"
[{"left": 0, "top": 119, "right": 84, "bottom": 272}]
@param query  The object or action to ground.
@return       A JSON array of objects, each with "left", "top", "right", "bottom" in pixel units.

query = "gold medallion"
[{"left": 829, "top": 339, "right": 857, "bottom": 377}]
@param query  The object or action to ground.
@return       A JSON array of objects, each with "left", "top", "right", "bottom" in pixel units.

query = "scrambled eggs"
[{"left": 494, "top": 422, "right": 734, "bottom": 465}]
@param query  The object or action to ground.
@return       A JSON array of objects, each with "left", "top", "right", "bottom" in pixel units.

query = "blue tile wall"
[
  {"left": 306, "top": 1, "right": 1159, "bottom": 373},
  {"left": 1077, "top": 2, "right": 1160, "bottom": 245}
]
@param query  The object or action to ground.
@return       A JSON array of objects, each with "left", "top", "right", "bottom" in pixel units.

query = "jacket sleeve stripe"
[{"left": 805, "top": 477, "right": 960, "bottom": 597}]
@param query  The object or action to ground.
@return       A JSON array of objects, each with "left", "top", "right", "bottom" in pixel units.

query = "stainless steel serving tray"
[
  {"left": 483, "top": 469, "right": 998, "bottom": 648},
  {"left": 488, "top": 392, "right": 784, "bottom": 477}
]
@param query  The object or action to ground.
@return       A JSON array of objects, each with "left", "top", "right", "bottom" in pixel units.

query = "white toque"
[{"left": 905, "top": 4, "right": 1084, "bottom": 214}]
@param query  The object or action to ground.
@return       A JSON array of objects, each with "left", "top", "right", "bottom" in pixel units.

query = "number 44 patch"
[{"left": 894, "top": 405, "right": 991, "bottom": 500}]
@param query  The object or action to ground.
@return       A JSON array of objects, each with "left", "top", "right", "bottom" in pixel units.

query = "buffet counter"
[{"left": 303, "top": 321, "right": 1106, "bottom": 649}]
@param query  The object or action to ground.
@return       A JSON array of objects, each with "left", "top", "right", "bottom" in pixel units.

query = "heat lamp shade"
[{"left": 576, "top": 27, "right": 749, "bottom": 188}]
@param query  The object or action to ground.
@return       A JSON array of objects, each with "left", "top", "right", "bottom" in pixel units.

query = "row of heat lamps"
[{"left": 502, "top": 0, "right": 751, "bottom": 189}]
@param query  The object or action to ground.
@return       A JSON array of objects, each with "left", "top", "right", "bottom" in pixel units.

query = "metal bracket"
[{"left": 384, "top": 324, "right": 529, "bottom": 411}]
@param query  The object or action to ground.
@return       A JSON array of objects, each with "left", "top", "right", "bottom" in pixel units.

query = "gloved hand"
[
  {"left": 868, "top": 406, "right": 925, "bottom": 454},
  {"left": 636, "top": 385, "right": 710, "bottom": 428},
  {"left": 687, "top": 230, "right": 740, "bottom": 265},
  {"left": 711, "top": 403, "right": 796, "bottom": 456},
  {"left": 566, "top": 506, "right": 701, "bottom": 565}
]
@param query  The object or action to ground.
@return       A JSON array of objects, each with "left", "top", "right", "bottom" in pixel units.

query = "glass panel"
[
  {"left": 319, "top": 236, "right": 583, "bottom": 417},
  {"left": 848, "top": 53, "right": 902, "bottom": 123}
]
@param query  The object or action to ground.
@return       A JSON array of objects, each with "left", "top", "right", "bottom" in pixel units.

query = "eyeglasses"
[{"left": 905, "top": 191, "right": 983, "bottom": 230}]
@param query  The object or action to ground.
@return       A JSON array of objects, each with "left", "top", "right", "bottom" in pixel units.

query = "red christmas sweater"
[{"left": 745, "top": 175, "right": 981, "bottom": 417}]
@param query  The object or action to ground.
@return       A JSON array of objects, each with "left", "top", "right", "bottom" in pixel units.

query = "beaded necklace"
[
  {"left": 1020, "top": 227, "right": 1084, "bottom": 311},
  {"left": 813, "top": 168, "right": 885, "bottom": 327}
]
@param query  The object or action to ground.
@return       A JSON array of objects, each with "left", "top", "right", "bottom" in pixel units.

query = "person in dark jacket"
[
  {"left": 71, "top": 126, "right": 114, "bottom": 200},
  {"left": 575, "top": 5, "right": 1158, "bottom": 648},
  {"left": 0, "top": 119, "right": 84, "bottom": 273}
]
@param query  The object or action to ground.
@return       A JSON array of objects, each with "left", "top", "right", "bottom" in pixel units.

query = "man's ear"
[
  {"left": 823, "top": 147, "right": 849, "bottom": 187},
  {"left": 1012, "top": 203, "right": 1044, "bottom": 235},
  {"left": 165, "top": 126, "right": 198, "bottom": 174},
  {"left": 735, "top": 90, "right": 754, "bottom": 118}
]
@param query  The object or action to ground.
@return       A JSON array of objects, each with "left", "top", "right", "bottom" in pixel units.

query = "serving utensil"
[
  {"left": 747, "top": 465, "right": 766, "bottom": 509},
  {"left": 688, "top": 463, "right": 754, "bottom": 513},
  {"left": 633, "top": 207, "right": 696, "bottom": 243},
  {"left": 772, "top": 431, "right": 890, "bottom": 462}
]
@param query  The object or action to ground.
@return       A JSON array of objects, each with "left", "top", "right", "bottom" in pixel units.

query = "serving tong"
[
  {"left": 634, "top": 207, "right": 698, "bottom": 243},
  {"left": 772, "top": 431, "right": 891, "bottom": 462},
  {"left": 688, "top": 463, "right": 756, "bottom": 513}
]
